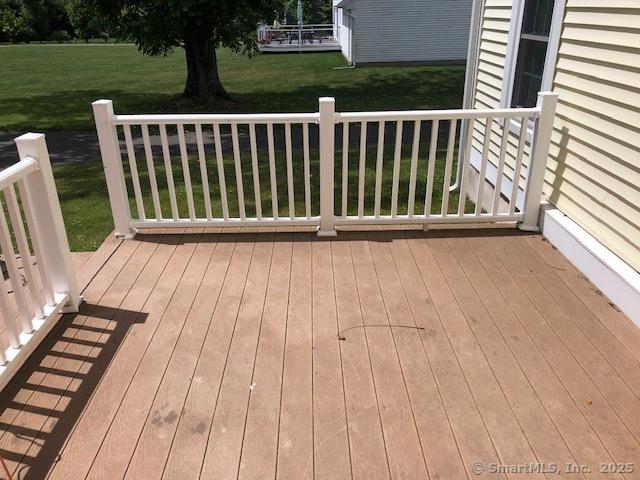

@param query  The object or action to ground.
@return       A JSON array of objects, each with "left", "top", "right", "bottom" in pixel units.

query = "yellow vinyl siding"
[
  {"left": 549, "top": 1, "right": 640, "bottom": 270},
  {"left": 472, "top": 0, "right": 640, "bottom": 270},
  {"left": 473, "top": 0, "right": 510, "bottom": 111}
]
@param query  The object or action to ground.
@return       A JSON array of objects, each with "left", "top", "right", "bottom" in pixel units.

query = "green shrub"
[{"left": 50, "top": 29, "right": 70, "bottom": 42}]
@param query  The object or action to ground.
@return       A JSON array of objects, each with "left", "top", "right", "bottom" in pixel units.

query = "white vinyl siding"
[
  {"left": 336, "top": 0, "right": 472, "bottom": 65},
  {"left": 334, "top": 1, "right": 353, "bottom": 62},
  {"left": 473, "top": 0, "right": 640, "bottom": 271}
]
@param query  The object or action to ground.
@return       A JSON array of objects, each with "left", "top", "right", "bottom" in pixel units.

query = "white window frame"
[{"left": 500, "top": 0, "right": 565, "bottom": 137}]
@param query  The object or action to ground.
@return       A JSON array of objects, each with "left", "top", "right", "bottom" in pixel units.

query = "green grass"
[
  {"left": 54, "top": 137, "right": 473, "bottom": 251},
  {"left": 0, "top": 44, "right": 465, "bottom": 131},
  {"left": 1, "top": 44, "right": 467, "bottom": 250}
]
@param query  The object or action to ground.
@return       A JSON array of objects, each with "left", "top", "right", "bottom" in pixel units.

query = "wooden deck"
[{"left": 1, "top": 228, "right": 640, "bottom": 479}]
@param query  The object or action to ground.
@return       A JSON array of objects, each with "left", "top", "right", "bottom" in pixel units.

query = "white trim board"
[
  {"left": 500, "top": 0, "right": 565, "bottom": 109},
  {"left": 539, "top": 205, "right": 640, "bottom": 326}
]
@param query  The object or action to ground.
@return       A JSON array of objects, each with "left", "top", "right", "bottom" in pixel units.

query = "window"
[
  {"left": 502, "top": 0, "right": 564, "bottom": 111},
  {"left": 511, "top": 0, "right": 555, "bottom": 107}
]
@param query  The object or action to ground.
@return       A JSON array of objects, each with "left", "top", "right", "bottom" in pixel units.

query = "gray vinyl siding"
[{"left": 340, "top": 0, "right": 472, "bottom": 65}]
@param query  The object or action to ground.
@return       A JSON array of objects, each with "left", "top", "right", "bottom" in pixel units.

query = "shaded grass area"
[
  {"left": 54, "top": 132, "right": 473, "bottom": 251},
  {"left": 0, "top": 44, "right": 465, "bottom": 130}
]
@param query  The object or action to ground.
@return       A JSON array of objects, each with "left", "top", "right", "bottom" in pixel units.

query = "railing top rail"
[
  {"left": 112, "top": 107, "right": 538, "bottom": 127},
  {"left": 0, "top": 156, "right": 38, "bottom": 190},
  {"left": 113, "top": 112, "right": 320, "bottom": 125},
  {"left": 335, "top": 106, "right": 539, "bottom": 122}
]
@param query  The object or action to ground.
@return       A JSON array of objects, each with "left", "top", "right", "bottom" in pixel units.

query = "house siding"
[
  {"left": 473, "top": 0, "right": 640, "bottom": 271},
  {"left": 333, "top": 0, "right": 353, "bottom": 62},
  {"left": 337, "top": 0, "right": 472, "bottom": 65}
]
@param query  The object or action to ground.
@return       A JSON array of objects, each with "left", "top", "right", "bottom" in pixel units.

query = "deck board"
[
  {"left": 463, "top": 233, "right": 623, "bottom": 478},
  {"left": 162, "top": 232, "right": 254, "bottom": 480},
  {"left": 403, "top": 232, "right": 506, "bottom": 478},
  {"left": 200, "top": 235, "right": 274, "bottom": 479},
  {"left": 0, "top": 229, "right": 639, "bottom": 479},
  {"left": 443, "top": 233, "right": 582, "bottom": 479},
  {"left": 1, "top": 235, "right": 143, "bottom": 478},
  {"left": 350, "top": 232, "right": 429, "bottom": 479},
  {"left": 483, "top": 234, "right": 640, "bottom": 465},
  {"left": 45, "top": 231, "right": 189, "bottom": 479},
  {"left": 124, "top": 230, "right": 230, "bottom": 479},
  {"left": 311, "top": 238, "right": 352, "bottom": 480},
  {"left": 238, "top": 233, "right": 293, "bottom": 480},
  {"left": 276, "top": 233, "right": 314, "bottom": 480},
  {"left": 331, "top": 238, "right": 390, "bottom": 479}
]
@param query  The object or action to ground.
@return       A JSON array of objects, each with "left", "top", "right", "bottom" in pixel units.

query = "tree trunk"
[{"left": 182, "top": 31, "right": 231, "bottom": 104}]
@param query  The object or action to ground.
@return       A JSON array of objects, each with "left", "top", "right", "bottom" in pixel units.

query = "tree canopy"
[
  {"left": 1, "top": 0, "right": 334, "bottom": 105},
  {"left": 90, "top": 0, "right": 285, "bottom": 103},
  {"left": 90, "top": 0, "right": 287, "bottom": 56},
  {"left": 283, "top": 0, "right": 331, "bottom": 25},
  {"left": 0, "top": 0, "right": 106, "bottom": 42}
]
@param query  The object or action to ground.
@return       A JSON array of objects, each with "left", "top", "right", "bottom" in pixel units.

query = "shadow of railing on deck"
[{"left": 0, "top": 304, "right": 148, "bottom": 480}]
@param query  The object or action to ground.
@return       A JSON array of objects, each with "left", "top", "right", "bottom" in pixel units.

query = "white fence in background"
[
  {"left": 93, "top": 92, "right": 558, "bottom": 238},
  {"left": 0, "top": 133, "right": 80, "bottom": 390}
]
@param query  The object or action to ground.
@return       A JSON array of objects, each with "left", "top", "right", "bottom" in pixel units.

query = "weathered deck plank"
[
  {"left": 331, "top": 238, "right": 390, "bottom": 480},
  {"left": 349, "top": 232, "right": 429, "bottom": 479},
  {"left": 124, "top": 230, "right": 231, "bottom": 479},
  {"left": 311, "top": 238, "right": 351, "bottom": 480},
  {"left": 162, "top": 232, "right": 255, "bottom": 479},
  {"left": 483, "top": 234, "right": 640, "bottom": 465},
  {"left": 237, "top": 233, "right": 293, "bottom": 480},
  {"left": 276, "top": 233, "right": 314, "bottom": 480},
  {"left": 200, "top": 234, "right": 274, "bottom": 480}
]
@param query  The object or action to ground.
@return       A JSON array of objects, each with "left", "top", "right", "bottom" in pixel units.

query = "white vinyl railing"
[
  {"left": 0, "top": 133, "right": 80, "bottom": 390},
  {"left": 94, "top": 92, "right": 558, "bottom": 238}
]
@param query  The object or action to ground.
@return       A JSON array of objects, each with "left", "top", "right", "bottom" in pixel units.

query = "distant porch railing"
[
  {"left": 93, "top": 92, "right": 558, "bottom": 238},
  {"left": 0, "top": 133, "right": 80, "bottom": 390},
  {"left": 257, "top": 24, "right": 339, "bottom": 51}
]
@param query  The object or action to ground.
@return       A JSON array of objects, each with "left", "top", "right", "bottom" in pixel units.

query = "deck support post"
[
  {"left": 92, "top": 100, "right": 136, "bottom": 239},
  {"left": 318, "top": 97, "right": 338, "bottom": 237},
  {"left": 15, "top": 133, "right": 81, "bottom": 311},
  {"left": 519, "top": 92, "right": 559, "bottom": 232}
]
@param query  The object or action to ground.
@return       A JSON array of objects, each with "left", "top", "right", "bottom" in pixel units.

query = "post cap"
[{"left": 14, "top": 132, "right": 45, "bottom": 143}]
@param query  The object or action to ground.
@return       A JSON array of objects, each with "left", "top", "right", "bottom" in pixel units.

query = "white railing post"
[
  {"left": 14, "top": 133, "right": 81, "bottom": 311},
  {"left": 318, "top": 97, "right": 337, "bottom": 237},
  {"left": 519, "top": 91, "right": 559, "bottom": 231},
  {"left": 92, "top": 99, "right": 136, "bottom": 238}
]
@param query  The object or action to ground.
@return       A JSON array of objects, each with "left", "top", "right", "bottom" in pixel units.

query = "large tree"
[
  {"left": 66, "top": 0, "right": 102, "bottom": 41},
  {"left": 285, "top": 0, "right": 331, "bottom": 24},
  {"left": 92, "top": 0, "right": 283, "bottom": 104}
]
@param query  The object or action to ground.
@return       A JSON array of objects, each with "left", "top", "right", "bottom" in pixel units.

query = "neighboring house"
[
  {"left": 332, "top": 0, "right": 473, "bottom": 65},
  {"left": 464, "top": 0, "right": 640, "bottom": 319}
]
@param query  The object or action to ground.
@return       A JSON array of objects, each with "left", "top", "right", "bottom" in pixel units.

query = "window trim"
[{"left": 500, "top": 0, "right": 565, "bottom": 137}]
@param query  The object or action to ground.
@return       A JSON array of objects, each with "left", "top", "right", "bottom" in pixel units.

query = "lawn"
[
  {"left": 0, "top": 44, "right": 465, "bottom": 131},
  {"left": 1, "top": 44, "right": 467, "bottom": 251}
]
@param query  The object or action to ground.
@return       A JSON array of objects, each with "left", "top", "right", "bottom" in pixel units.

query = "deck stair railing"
[
  {"left": 94, "top": 92, "right": 558, "bottom": 238},
  {"left": 0, "top": 133, "right": 80, "bottom": 390}
]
